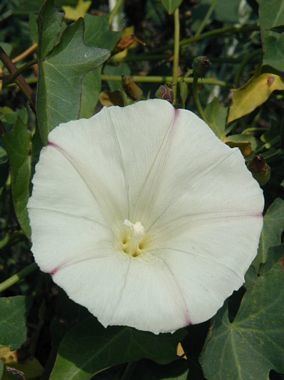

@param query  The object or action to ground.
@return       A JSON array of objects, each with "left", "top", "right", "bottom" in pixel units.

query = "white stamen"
[{"left": 123, "top": 219, "right": 145, "bottom": 238}]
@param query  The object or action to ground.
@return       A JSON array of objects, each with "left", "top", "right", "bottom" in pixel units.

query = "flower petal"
[
  {"left": 145, "top": 109, "right": 263, "bottom": 231},
  {"left": 53, "top": 253, "right": 189, "bottom": 334},
  {"left": 152, "top": 215, "right": 263, "bottom": 324},
  {"left": 28, "top": 145, "right": 113, "bottom": 273},
  {"left": 96, "top": 99, "right": 176, "bottom": 221}
]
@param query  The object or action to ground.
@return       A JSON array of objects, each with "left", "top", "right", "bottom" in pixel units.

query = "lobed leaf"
[
  {"left": 37, "top": 0, "right": 66, "bottom": 59},
  {"left": 79, "top": 15, "right": 121, "bottom": 118},
  {"left": 36, "top": 8, "right": 110, "bottom": 144},
  {"left": 201, "top": 257, "right": 284, "bottom": 380}
]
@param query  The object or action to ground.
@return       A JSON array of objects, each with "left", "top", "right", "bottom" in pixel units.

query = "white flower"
[{"left": 28, "top": 99, "right": 264, "bottom": 334}]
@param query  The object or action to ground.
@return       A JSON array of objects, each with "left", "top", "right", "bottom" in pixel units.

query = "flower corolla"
[{"left": 28, "top": 99, "right": 263, "bottom": 334}]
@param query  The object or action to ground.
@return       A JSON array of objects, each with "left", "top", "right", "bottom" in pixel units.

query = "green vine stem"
[
  {"left": 173, "top": 8, "right": 180, "bottom": 105},
  {"left": 101, "top": 75, "right": 228, "bottom": 87},
  {"left": 180, "top": 24, "right": 258, "bottom": 48},
  {"left": 0, "top": 262, "right": 38, "bottom": 293}
]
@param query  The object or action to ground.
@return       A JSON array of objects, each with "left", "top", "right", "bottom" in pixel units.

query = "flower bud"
[
  {"left": 192, "top": 56, "right": 211, "bottom": 78},
  {"left": 155, "top": 85, "right": 173, "bottom": 103}
]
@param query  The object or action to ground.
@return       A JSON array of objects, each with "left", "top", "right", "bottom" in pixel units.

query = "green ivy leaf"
[
  {"left": 50, "top": 317, "right": 185, "bottom": 380},
  {"left": 3, "top": 109, "right": 31, "bottom": 237},
  {"left": 259, "top": 0, "right": 284, "bottom": 71},
  {"left": 201, "top": 257, "right": 284, "bottom": 380},
  {"left": 0, "top": 361, "right": 3, "bottom": 378},
  {"left": 79, "top": 15, "right": 121, "bottom": 118},
  {"left": 36, "top": 17, "right": 110, "bottom": 144},
  {"left": 161, "top": 0, "right": 183, "bottom": 14},
  {"left": 0, "top": 296, "right": 27, "bottom": 350},
  {"left": 84, "top": 14, "right": 121, "bottom": 51},
  {"left": 37, "top": 0, "right": 66, "bottom": 59},
  {"left": 254, "top": 198, "right": 284, "bottom": 270}
]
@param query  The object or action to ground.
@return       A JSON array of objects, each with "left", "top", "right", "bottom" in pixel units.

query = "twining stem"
[
  {"left": 172, "top": 8, "right": 180, "bottom": 105},
  {"left": 0, "top": 263, "right": 38, "bottom": 293},
  {"left": 1, "top": 59, "right": 37, "bottom": 83},
  {"left": 195, "top": 0, "right": 216, "bottom": 37},
  {"left": 193, "top": 75, "right": 208, "bottom": 122},
  {"left": 101, "top": 75, "right": 228, "bottom": 86},
  {"left": 0, "top": 47, "right": 35, "bottom": 109},
  {"left": 180, "top": 24, "right": 258, "bottom": 48}
]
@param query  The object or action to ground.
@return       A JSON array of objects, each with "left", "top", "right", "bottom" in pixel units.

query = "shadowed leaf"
[
  {"left": 3, "top": 109, "right": 31, "bottom": 237},
  {"left": 201, "top": 257, "right": 284, "bottom": 380},
  {"left": 50, "top": 317, "right": 185, "bottom": 380},
  {"left": 0, "top": 296, "right": 27, "bottom": 350}
]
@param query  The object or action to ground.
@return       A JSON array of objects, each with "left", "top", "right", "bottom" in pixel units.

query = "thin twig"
[
  {"left": 1, "top": 59, "right": 37, "bottom": 83},
  {"left": 0, "top": 47, "right": 35, "bottom": 109}
]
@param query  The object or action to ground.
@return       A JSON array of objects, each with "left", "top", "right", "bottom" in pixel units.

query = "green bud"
[{"left": 192, "top": 56, "right": 211, "bottom": 78}]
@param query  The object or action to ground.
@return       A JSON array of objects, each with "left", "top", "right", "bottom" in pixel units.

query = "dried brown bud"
[
  {"left": 248, "top": 155, "right": 271, "bottom": 186},
  {"left": 155, "top": 85, "right": 173, "bottom": 103}
]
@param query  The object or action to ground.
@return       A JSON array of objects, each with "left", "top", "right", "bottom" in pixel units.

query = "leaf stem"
[
  {"left": 0, "top": 263, "right": 38, "bottom": 293},
  {"left": 173, "top": 8, "right": 180, "bottom": 105},
  {"left": 101, "top": 74, "right": 228, "bottom": 86}
]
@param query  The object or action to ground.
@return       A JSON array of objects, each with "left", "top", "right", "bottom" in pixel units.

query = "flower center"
[{"left": 120, "top": 219, "right": 147, "bottom": 257}]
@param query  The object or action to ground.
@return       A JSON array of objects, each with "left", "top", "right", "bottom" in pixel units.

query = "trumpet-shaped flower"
[{"left": 28, "top": 99, "right": 264, "bottom": 334}]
